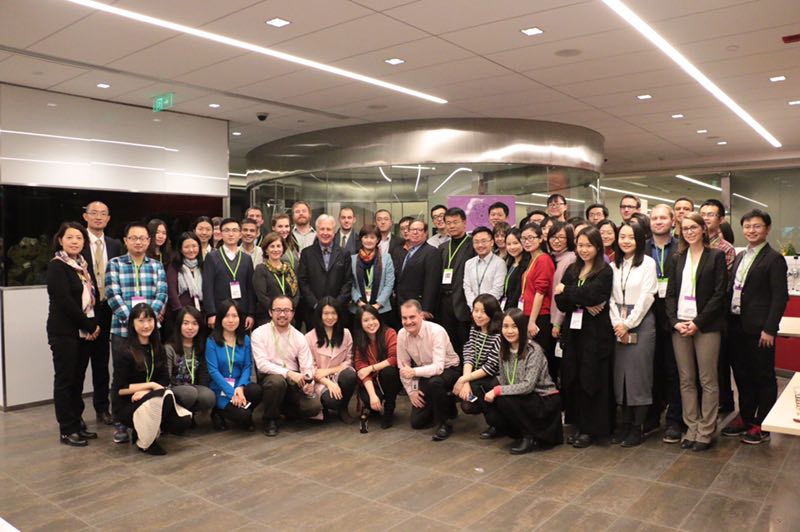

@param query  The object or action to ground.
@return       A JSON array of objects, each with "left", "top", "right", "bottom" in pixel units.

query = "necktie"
[
  {"left": 95, "top": 238, "right": 106, "bottom": 301},
  {"left": 341, "top": 234, "right": 347, "bottom": 248},
  {"left": 323, "top": 247, "right": 331, "bottom": 270}
]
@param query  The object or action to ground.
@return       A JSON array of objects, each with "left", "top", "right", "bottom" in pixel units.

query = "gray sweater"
[{"left": 497, "top": 340, "right": 556, "bottom": 396}]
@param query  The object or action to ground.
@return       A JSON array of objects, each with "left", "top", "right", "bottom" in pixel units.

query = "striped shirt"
[
  {"left": 462, "top": 328, "right": 501, "bottom": 376},
  {"left": 105, "top": 254, "right": 167, "bottom": 337}
]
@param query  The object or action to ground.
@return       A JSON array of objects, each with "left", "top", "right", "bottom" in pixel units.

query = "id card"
[
  {"left": 442, "top": 269, "right": 453, "bottom": 284},
  {"left": 411, "top": 378, "right": 419, "bottom": 391},
  {"left": 224, "top": 377, "right": 235, "bottom": 387},
  {"left": 364, "top": 288, "right": 372, "bottom": 301},
  {"left": 681, "top": 295, "right": 698, "bottom": 320},
  {"left": 517, "top": 298, "right": 525, "bottom": 310},
  {"left": 731, "top": 284, "right": 742, "bottom": 313},
  {"left": 229, "top": 281, "right": 242, "bottom": 299},
  {"left": 570, "top": 309, "right": 584, "bottom": 330},
  {"left": 193, "top": 296, "right": 201, "bottom": 311},
  {"left": 657, "top": 279, "right": 668, "bottom": 298},
  {"left": 131, "top": 296, "right": 146, "bottom": 307}
]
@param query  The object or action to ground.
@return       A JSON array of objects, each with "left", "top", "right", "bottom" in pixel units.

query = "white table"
[
  {"left": 762, "top": 372, "right": 800, "bottom": 436},
  {"left": 779, "top": 316, "right": 800, "bottom": 338}
]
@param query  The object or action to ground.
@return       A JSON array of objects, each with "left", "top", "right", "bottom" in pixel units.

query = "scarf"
[
  {"left": 265, "top": 260, "right": 298, "bottom": 296},
  {"left": 53, "top": 251, "right": 95, "bottom": 317},
  {"left": 356, "top": 249, "right": 382, "bottom": 305},
  {"left": 178, "top": 259, "right": 203, "bottom": 301}
]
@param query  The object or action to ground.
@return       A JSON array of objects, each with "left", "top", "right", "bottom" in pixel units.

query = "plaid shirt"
[
  {"left": 709, "top": 232, "right": 736, "bottom": 274},
  {"left": 105, "top": 254, "right": 167, "bottom": 337}
]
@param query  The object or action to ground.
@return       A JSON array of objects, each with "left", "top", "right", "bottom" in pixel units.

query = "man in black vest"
[{"left": 437, "top": 207, "right": 475, "bottom": 356}]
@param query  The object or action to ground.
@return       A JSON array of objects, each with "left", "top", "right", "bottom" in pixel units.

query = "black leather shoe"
[
  {"left": 60, "top": 433, "right": 88, "bottom": 447},
  {"left": 141, "top": 441, "right": 167, "bottom": 456},
  {"left": 572, "top": 434, "right": 593, "bottom": 448},
  {"left": 621, "top": 426, "right": 643, "bottom": 448},
  {"left": 510, "top": 436, "right": 537, "bottom": 455},
  {"left": 611, "top": 424, "right": 631, "bottom": 445},
  {"left": 380, "top": 412, "right": 394, "bottom": 430},
  {"left": 211, "top": 410, "right": 228, "bottom": 432},
  {"left": 480, "top": 426, "right": 499, "bottom": 440},
  {"left": 691, "top": 441, "right": 712, "bottom": 452},
  {"left": 264, "top": 420, "right": 279, "bottom": 437},
  {"left": 96, "top": 411, "right": 114, "bottom": 425},
  {"left": 432, "top": 423, "right": 453, "bottom": 441},
  {"left": 680, "top": 439, "right": 695, "bottom": 449},
  {"left": 77, "top": 429, "right": 98, "bottom": 440},
  {"left": 566, "top": 431, "right": 582, "bottom": 445}
]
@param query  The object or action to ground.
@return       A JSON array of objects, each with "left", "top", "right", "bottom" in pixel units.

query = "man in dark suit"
[
  {"left": 723, "top": 209, "right": 789, "bottom": 445},
  {"left": 297, "top": 214, "right": 354, "bottom": 329},
  {"left": 81, "top": 201, "right": 123, "bottom": 425},
  {"left": 202, "top": 218, "right": 255, "bottom": 329},
  {"left": 375, "top": 209, "right": 404, "bottom": 257},
  {"left": 395, "top": 219, "right": 442, "bottom": 319},
  {"left": 333, "top": 206, "right": 358, "bottom": 255},
  {"left": 437, "top": 207, "right": 476, "bottom": 356}
]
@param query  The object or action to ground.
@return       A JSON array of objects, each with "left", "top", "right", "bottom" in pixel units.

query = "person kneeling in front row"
[
  {"left": 252, "top": 295, "right": 321, "bottom": 437},
  {"left": 397, "top": 299, "right": 461, "bottom": 441}
]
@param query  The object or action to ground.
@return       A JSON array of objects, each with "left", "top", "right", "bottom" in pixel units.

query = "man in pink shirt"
[
  {"left": 397, "top": 300, "right": 461, "bottom": 441},
  {"left": 252, "top": 295, "right": 321, "bottom": 437}
]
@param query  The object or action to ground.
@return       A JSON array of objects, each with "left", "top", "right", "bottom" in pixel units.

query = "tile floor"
[{"left": 1, "top": 385, "right": 799, "bottom": 531}]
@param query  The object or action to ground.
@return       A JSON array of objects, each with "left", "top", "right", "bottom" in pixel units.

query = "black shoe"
[
  {"left": 432, "top": 423, "right": 453, "bottom": 441},
  {"left": 96, "top": 411, "right": 114, "bottom": 425},
  {"left": 263, "top": 420, "right": 279, "bottom": 437},
  {"left": 643, "top": 419, "right": 660, "bottom": 437},
  {"left": 621, "top": 426, "right": 643, "bottom": 448},
  {"left": 338, "top": 409, "right": 354, "bottom": 425},
  {"left": 611, "top": 424, "right": 631, "bottom": 445},
  {"left": 60, "top": 433, "right": 88, "bottom": 447},
  {"left": 572, "top": 434, "right": 593, "bottom": 448},
  {"left": 480, "top": 426, "right": 499, "bottom": 440},
  {"left": 448, "top": 400, "right": 458, "bottom": 420},
  {"left": 510, "top": 436, "right": 537, "bottom": 455},
  {"left": 380, "top": 412, "right": 394, "bottom": 430},
  {"left": 662, "top": 425, "right": 682, "bottom": 444},
  {"left": 77, "top": 429, "right": 98, "bottom": 440},
  {"left": 566, "top": 431, "right": 582, "bottom": 445},
  {"left": 211, "top": 410, "right": 228, "bottom": 432},
  {"left": 680, "top": 439, "right": 694, "bottom": 449},
  {"left": 359, "top": 409, "right": 369, "bottom": 434},
  {"left": 691, "top": 441, "right": 712, "bottom": 452},
  {"left": 141, "top": 441, "right": 167, "bottom": 456}
]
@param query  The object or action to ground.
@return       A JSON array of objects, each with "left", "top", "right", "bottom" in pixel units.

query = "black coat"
[
  {"left": 394, "top": 243, "right": 442, "bottom": 314},
  {"left": 202, "top": 249, "right": 255, "bottom": 317},
  {"left": 252, "top": 263, "right": 300, "bottom": 323},
  {"left": 297, "top": 242, "right": 353, "bottom": 317},
  {"left": 728, "top": 243, "right": 788, "bottom": 336},
  {"left": 333, "top": 229, "right": 358, "bottom": 255},
  {"left": 438, "top": 235, "right": 476, "bottom": 322},
  {"left": 46, "top": 259, "right": 98, "bottom": 338},
  {"left": 81, "top": 234, "right": 123, "bottom": 301},
  {"left": 665, "top": 247, "right": 727, "bottom": 332}
]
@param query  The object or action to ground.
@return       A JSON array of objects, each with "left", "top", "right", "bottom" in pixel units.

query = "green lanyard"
[
  {"left": 504, "top": 264, "right": 517, "bottom": 295},
  {"left": 287, "top": 251, "right": 295, "bottom": 269},
  {"left": 447, "top": 237, "right": 468, "bottom": 268},
  {"left": 186, "top": 347, "right": 196, "bottom": 384},
  {"left": 504, "top": 354, "right": 519, "bottom": 385},
  {"left": 219, "top": 248, "right": 242, "bottom": 280},
  {"left": 133, "top": 260, "right": 142, "bottom": 295},
  {"left": 736, "top": 244, "right": 765, "bottom": 285},
  {"left": 224, "top": 343, "right": 236, "bottom": 376},
  {"left": 273, "top": 272, "right": 287, "bottom": 294},
  {"left": 476, "top": 254, "right": 494, "bottom": 293},
  {"left": 474, "top": 334, "right": 489, "bottom": 368},
  {"left": 688, "top": 249, "right": 700, "bottom": 296},
  {"left": 577, "top": 278, "right": 586, "bottom": 287},
  {"left": 145, "top": 346, "right": 155, "bottom": 383},
  {"left": 655, "top": 246, "right": 666, "bottom": 278},
  {"left": 365, "top": 266, "right": 374, "bottom": 290}
]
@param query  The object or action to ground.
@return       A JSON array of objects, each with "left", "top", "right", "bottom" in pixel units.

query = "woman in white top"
[{"left": 609, "top": 222, "right": 658, "bottom": 447}]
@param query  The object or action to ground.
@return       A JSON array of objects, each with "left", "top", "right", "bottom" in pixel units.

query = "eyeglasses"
[
  {"left": 86, "top": 211, "right": 109, "bottom": 217},
  {"left": 520, "top": 235, "right": 539, "bottom": 242},
  {"left": 682, "top": 225, "right": 702, "bottom": 234},
  {"left": 221, "top": 228, "right": 240, "bottom": 233},
  {"left": 271, "top": 308, "right": 293, "bottom": 314},
  {"left": 409, "top": 228, "right": 425, "bottom": 233},
  {"left": 547, "top": 201, "right": 566, "bottom": 207},
  {"left": 432, "top": 214, "right": 445, "bottom": 221},
  {"left": 549, "top": 235, "right": 567, "bottom": 241},
  {"left": 742, "top": 224, "right": 765, "bottom": 231},
  {"left": 126, "top": 236, "right": 149, "bottom": 242}
]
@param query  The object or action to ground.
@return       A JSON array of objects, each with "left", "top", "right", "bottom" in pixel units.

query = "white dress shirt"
[
  {"left": 397, "top": 320, "right": 460, "bottom": 394},
  {"left": 463, "top": 253, "right": 507, "bottom": 309},
  {"left": 251, "top": 322, "right": 315, "bottom": 378},
  {"left": 609, "top": 255, "right": 657, "bottom": 329}
]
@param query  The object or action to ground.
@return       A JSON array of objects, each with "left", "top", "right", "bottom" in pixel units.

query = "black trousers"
[
  {"left": 118, "top": 388, "right": 192, "bottom": 435},
  {"left": 219, "top": 383, "right": 263, "bottom": 427},
  {"left": 86, "top": 301, "right": 112, "bottom": 414},
  {"left": 259, "top": 373, "right": 322, "bottom": 422},
  {"left": 320, "top": 368, "right": 358, "bottom": 412},
  {"left": 461, "top": 376, "right": 498, "bottom": 415},
  {"left": 484, "top": 393, "right": 563, "bottom": 445},
  {"left": 728, "top": 316, "right": 778, "bottom": 428},
  {"left": 50, "top": 336, "right": 91, "bottom": 435},
  {"left": 438, "top": 292, "right": 470, "bottom": 357},
  {"left": 410, "top": 367, "right": 460, "bottom": 428},
  {"left": 648, "top": 320, "right": 684, "bottom": 428},
  {"left": 357, "top": 366, "right": 402, "bottom": 414}
]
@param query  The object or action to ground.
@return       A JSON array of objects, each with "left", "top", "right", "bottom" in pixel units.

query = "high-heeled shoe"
[
  {"left": 211, "top": 409, "right": 228, "bottom": 431},
  {"left": 359, "top": 408, "right": 369, "bottom": 434},
  {"left": 510, "top": 436, "right": 537, "bottom": 455}
]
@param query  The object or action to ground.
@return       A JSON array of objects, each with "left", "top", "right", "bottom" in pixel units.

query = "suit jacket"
[
  {"left": 438, "top": 235, "right": 476, "bottom": 322},
  {"left": 728, "top": 243, "right": 788, "bottom": 336},
  {"left": 665, "top": 247, "right": 727, "bottom": 332},
  {"left": 382, "top": 234, "right": 404, "bottom": 255},
  {"left": 333, "top": 229, "right": 359, "bottom": 255},
  {"left": 81, "top": 234, "right": 123, "bottom": 301},
  {"left": 350, "top": 253, "right": 395, "bottom": 314},
  {"left": 202, "top": 249, "right": 255, "bottom": 318},
  {"left": 297, "top": 242, "right": 353, "bottom": 319},
  {"left": 395, "top": 243, "right": 442, "bottom": 314}
]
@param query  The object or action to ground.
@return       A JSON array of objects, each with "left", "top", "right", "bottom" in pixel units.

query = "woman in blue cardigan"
[
  {"left": 206, "top": 299, "right": 262, "bottom": 431},
  {"left": 350, "top": 224, "right": 395, "bottom": 316}
]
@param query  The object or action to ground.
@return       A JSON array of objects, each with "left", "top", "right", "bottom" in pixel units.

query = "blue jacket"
[
  {"left": 350, "top": 252, "right": 395, "bottom": 314},
  {"left": 206, "top": 336, "right": 253, "bottom": 409}
]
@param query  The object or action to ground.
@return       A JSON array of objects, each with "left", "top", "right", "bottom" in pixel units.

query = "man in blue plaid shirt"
[{"left": 104, "top": 221, "right": 167, "bottom": 443}]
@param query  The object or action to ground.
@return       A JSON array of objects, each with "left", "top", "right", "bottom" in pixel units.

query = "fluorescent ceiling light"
[
  {"left": 696, "top": 129, "right": 708, "bottom": 134},
  {"left": 530, "top": 193, "right": 585, "bottom": 204},
  {"left": 378, "top": 167, "right": 392, "bottom": 182},
  {"left": 392, "top": 165, "right": 436, "bottom": 170},
  {"left": 637, "top": 94, "right": 652, "bottom": 100},
  {"left": 600, "top": 185, "right": 673, "bottom": 203},
  {"left": 733, "top": 193, "right": 768, "bottom": 208},
  {"left": 433, "top": 167, "right": 472, "bottom": 194},
  {"left": 265, "top": 17, "right": 291, "bottom": 28},
  {"left": 384, "top": 58, "right": 405, "bottom": 66},
  {"left": 96, "top": 83, "right": 111, "bottom": 88},
  {"left": 602, "top": 0, "right": 781, "bottom": 148},
  {"left": 671, "top": 113, "right": 684, "bottom": 119},
  {"left": 516, "top": 201, "right": 548, "bottom": 207},
  {"left": 208, "top": 103, "right": 221, "bottom": 108},
  {"left": 717, "top": 141, "right": 728, "bottom": 145},
  {"left": 228, "top": 172, "right": 247, "bottom": 177},
  {"left": 64, "top": 0, "right": 447, "bottom": 104},
  {"left": 231, "top": 131, "right": 242, "bottom": 136},
  {"left": 790, "top": 100, "right": 800, "bottom": 106},
  {"left": 770, "top": 75, "right": 786, "bottom": 82},
  {"left": 520, "top": 27, "right": 544, "bottom": 36},
  {"left": 675, "top": 174, "right": 722, "bottom": 192}
]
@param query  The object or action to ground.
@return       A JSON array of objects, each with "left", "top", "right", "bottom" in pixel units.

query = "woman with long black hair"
[
  {"left": 146, "top": 218, "right": 172, "bottom": 265},
  {"left": 501, "top": 228, "right": 529, "bottom": 311},
  {"left": 192, "top": 216, "right": 214, "bottom": 258},
  {"left": 111, "top": 303, "right": 192, "bottom": 455},
  {"left": 166, "top": 231, "right": 204, "bottom": 342},
  {"left": 350, "top": 224, "right": 395, "bottom": 317},
  {"left": 353, "top": 306, "right": 400, "bottom": 429},
  {"left": 165, "top": 306, "right": 215, "bottom": 415}
]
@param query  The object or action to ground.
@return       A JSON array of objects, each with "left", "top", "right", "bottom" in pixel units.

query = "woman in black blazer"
[
  {"left": 46, "top": 222, "right": 100, "bottom": 446},
  {"left": 253, "top": 232, "right": 300, "bottom": 327},
  {"left": 665, "top": 212, "right": 727, "bottom": 452}
]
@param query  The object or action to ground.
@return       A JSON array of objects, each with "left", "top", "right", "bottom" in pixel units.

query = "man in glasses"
[
  {"left": 546, "top": 194, "right": 568, "bottom": 222},
  {"left": 203, "top": 218, "right": 255, "bottom": 330},
  {"left": 619, "top": 194, "right": 641, "bottom": 222},
  {"left": 427, "top": 204, "right": 449, "bottom": 248}
]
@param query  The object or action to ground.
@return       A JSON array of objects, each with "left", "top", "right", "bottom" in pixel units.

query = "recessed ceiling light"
[
  {"left": 717, "top": 141, "right": 728, "bottom": 145},
  {"left": 231, "top": 131, "right": 242, "bottom": 136},
  {"left": 696, "top": 129, "right": 708, "bottom": 134},
  {"left": 384, "top": 58, "right": 405, "bottom": 66},
  {"left": 520, "top": 27, "right": 543, "bottom": 36},
  {"left": 208, "top": 103, "right": 221, "bottom": 108},
  {"left": 637, "top": 94, "right": 652, "bottom": 100},
  {"left": 367, "top": 104, "right": 388, "bottom": 110},
  {"left": 265, "top": 17, "right": 290, "bottom": 28},
  {"left": 96, "top": 83, "right": 111, "bottom": 89},
  {"left": 770, "top": 75, "right": 786, "bottom": 82},
  {"left": 789, "top": 100, "right": 800, "bottom": 106},
  {"left": 554, "top": 48, "right": 582, "bottom": 57},
  {"left": 671, "top": 113, "right": 684, "bottom": 119},
  {"left": 46, "top": 102, "right": 57, "bottom": 107}
]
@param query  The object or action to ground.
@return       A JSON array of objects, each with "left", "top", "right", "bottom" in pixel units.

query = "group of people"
[{"left": 46, "top": 193, "right": 787, "bottom": 457}]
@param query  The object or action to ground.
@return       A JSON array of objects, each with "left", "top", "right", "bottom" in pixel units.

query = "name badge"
[
  {"left": 657, "top": 279, "right": 668, "bottom": 298},
  {"left": 570, "top": 309, "right": 584, "bottom": 330},
  {"left": 499, "top": 297, "right": 506, "bottom": 307},
  {"left": 194, "top": 296, "right": 201, "bottom": 311},
  {"left": 682, "top": 295, "right": 698, "bottom": 319},
  {"left": 131, "top": 296, "right": 146, "bottom": 307},
  {"left": 411, "top": 378, "right": 419, "bottom": 391},
  {"left": 731, "top": 284, "right": 743, "bottom": 313},
  {"left": 224, "top": 377, "right": 235, "bottom": 387},
  {"left": 364, "top": 288, "right": 372, "bottom": 301},
  {"left": 517, "top": 298, "right": 525, "bottom": 310},
  {"left": 442, "top": 269, "right": 453, "bottom": 284},
  {"left": 229, "top": 281, "right": 242, "bottom": 299}
]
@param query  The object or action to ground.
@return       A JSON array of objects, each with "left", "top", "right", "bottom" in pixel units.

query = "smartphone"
[
  {"left": 467, "top": 393, "right": 478, "bottom": 403},
  {"left": 241, "top": 401, "right": 251, "bottom": 409}
]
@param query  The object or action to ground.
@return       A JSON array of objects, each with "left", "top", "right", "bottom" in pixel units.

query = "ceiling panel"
[
  {"left": 383, "top": 56, "right": 510, "bottom": 89},
  {"left": 331, "top": 37, "right": 472, "bottom": 77},
  {"left": 448, "top": 85, "right": 577, "bottom": 109},
  {"left": 48, "top": 71, "right": 153, "bottom": 98},
  {"left": 555, "top": 70, "right": 682, "bottom": 98},
  {"left": 350, "top": 0, "right": 418, "bottom": 11},
  {"left": 114, "top": 0, "right": 261, "bottom": 26},
  {"left": 0, "top": 55, "right": 88, "bottom": 89},
  {"left": 627, "top": 0, "right": 760, "bottom": 20},
  {"left": 0, "top": 0, "right": 89, "bottom": 48},
  {"left": 525, "top": 49, "right": 670, "bottom": 86},
  {"left": 111, "top": 83, "right": 212, "bottom": 108},
  {"left": 176, "top": 53, "right": 303, "bottom": 90},
  {"left": 235, "top": 69, "right": 352, "bottom": 101}
]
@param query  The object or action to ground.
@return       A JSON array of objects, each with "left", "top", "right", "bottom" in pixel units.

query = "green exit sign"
[{"left": 152, "top": 92, "right": 174, "bottom": 112}]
